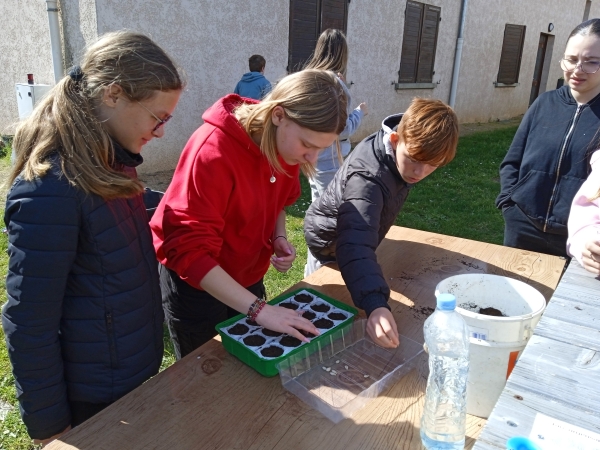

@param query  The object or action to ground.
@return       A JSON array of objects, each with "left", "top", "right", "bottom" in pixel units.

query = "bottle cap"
[
  {"left": 506, "top": 437, "right": 542, "bottom": 450},
  {"left": 436, "top": 293, "right": 456, "bottom": 310}
]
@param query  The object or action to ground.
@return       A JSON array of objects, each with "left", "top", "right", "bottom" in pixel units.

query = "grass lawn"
[{"left": 0, "top": 125, "right": 517, "bottom": 448}]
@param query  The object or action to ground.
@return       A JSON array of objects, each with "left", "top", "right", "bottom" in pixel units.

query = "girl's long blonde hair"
[
  {"left": 234, "top": 69, "right": 347, "bottom": 177},
  {"left": 8, "top": 31, "right": 184, "bottom": 199}
]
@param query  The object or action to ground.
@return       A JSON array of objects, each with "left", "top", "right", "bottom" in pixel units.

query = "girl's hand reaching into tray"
[
  {"left": 367, "top": 307, "right": 399, "bottom": 348},
  {"left": 256, "top": 305, "right": 320, "bottom": 342}
]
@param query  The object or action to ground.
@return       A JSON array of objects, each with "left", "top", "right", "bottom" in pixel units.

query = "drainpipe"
[
  {"left": 448, "top": 0, "right": 469, "bottom": 108},
  {"left": 45, "top": 0, "right": 64, "bottom": 83}
]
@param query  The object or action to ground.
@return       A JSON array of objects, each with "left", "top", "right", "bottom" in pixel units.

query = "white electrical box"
[{"left": 15, "top": 83, "right": 52, "bottom": 120}]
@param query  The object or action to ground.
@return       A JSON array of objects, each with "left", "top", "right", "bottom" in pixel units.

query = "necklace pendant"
[{"left": 270, "top": 175, "right": 276, "bottom": 183}]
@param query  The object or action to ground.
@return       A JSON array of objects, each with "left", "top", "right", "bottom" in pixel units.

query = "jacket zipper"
[
  {"left": 105, "top": 311, "right": 118, "bottom": 369},
  {"left": 543, "top": 104, "right": 583, "bottom": 232}
]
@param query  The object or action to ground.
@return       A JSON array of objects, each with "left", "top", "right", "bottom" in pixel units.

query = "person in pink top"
[{"left": 567, "top": 150, "right": 600, "bottom": 273}]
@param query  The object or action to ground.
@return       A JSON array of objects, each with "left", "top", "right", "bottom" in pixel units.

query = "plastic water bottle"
[{"left": 420, "top": 293, "right": 470, "bottom": 450}]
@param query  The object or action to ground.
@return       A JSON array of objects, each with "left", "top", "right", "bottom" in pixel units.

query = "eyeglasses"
[
  {"left": 560, "top": 58, "right": 600, "bottom": 74},
  {"left": 136, "top": 101, "right": 173, "bottom": 132}
]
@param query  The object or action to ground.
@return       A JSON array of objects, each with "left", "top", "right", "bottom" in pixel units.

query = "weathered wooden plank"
[
  {"left": 535, "top": 316, "right": 600, "bottom": 351},
  {"left": 505, "top": 336, "right": 600, "bottom": 423},
  {"left": 476, "top": 259, "right": 600, "bottom": 449}
]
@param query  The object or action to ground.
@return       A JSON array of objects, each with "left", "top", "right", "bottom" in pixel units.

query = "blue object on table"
[{"left": 506, "top": 437, "right": 542, "bottom": 450}]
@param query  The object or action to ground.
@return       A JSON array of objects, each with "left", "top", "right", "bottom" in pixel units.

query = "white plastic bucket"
[{"left": 435, "top": 274, "right": 546, "bottom": 418}]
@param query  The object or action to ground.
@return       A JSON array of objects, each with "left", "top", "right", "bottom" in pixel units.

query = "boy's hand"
[
  {"left": 358, "top": 102, "right": 369, "bottom": 116},
  {"left": 271, "top": 237, "right": 296, "bottom": 273},
  {"left": 366, "top": 307, "right": 399, "bottom": 348}
]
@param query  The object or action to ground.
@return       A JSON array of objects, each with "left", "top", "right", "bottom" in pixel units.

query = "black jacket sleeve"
[
  {"left": 496, "top": 101, "right": 536, "bottom": 209},
  {"left": 335, "top": 173, "right": 390, "bottom": 316},
  {"left": 2, "top": 176, "right": 79, "bottom": 439}
]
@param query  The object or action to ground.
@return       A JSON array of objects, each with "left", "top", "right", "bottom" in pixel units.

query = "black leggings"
[{"left": 159, "top": 265, "right": 266, "bottom": 359}]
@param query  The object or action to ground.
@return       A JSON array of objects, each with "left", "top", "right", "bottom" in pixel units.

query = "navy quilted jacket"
[{"left": 2, "top": 146, "right": 164, "bottom": 439}]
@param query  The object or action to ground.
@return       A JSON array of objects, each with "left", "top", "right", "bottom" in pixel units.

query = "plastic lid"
[{"left": 436, "top": 293, "right": 456, "bottom": 310}]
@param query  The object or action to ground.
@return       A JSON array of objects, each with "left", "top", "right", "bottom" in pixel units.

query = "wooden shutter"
[
  {"left": 416, "top": 4, "right": 440, "bottom": 83},
  {"left": 398, "top": 1, "right": 424, "bottom": 83},
  {"left": 288, "top": 0, "right": 349, "bottom": 73},
  {"left": 288, "top": 0, "right": 320, "bottom": 72},
  {"left": 497, "top": 24, "right": 526, "bottom": 84},
  {"left": 320, "top": 0, "right": 348, "bottom": 33}
]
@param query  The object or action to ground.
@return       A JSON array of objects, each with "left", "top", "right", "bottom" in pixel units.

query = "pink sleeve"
[{"left": 567, "top": 150, "right": 600, "bottom": 264}]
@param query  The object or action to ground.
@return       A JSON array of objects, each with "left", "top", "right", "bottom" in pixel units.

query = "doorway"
[{"left": 529, "top": 33, "right": 554, "bottom": 106}]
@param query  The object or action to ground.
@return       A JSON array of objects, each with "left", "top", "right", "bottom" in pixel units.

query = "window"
[
  {"left": 497, "top": 24, "right": 526, "bottom": 85},
  {"left": 288, "top": 0, "right": 349, "bottom": 73},
  {"left": 398, "top": 1, "right": 441, "bottom": 84}
]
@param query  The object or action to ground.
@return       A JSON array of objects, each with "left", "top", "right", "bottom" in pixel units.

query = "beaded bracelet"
[{"left": 247, "top": 297, "right": 267, "bottom": 321}]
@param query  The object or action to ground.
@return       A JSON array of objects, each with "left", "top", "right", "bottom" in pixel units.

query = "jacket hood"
[
  {"left": 556, "top": 84, "right": 600, "bottom": 105},
  {"left": 381, "top": 113, "right": 403, "bottom": 134},
  {"left": 240, "top": 72, "right": 266, "bottom": 83},
  {"left": 202, "top": 94, "right": 261, "bottom": 156}
]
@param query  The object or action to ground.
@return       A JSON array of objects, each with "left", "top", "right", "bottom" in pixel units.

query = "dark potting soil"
[
  {"left": 261, "top": 346, "right": 284, "bottom": 357},
  {"left": 302, "top": 311, "right": 317, "bottom": 320},
  {"left": 280, "top": 336, "right": 302, "bottom": 347},
  {"left": 262, "top": 328, "right": 283, "bottom": 337},
  {"left": 279, "top": 302, "right": 299, "bottom": 310},
  {"left": 478, "top": 307, "right": 506, "bottom": 317},
  {"left": 328, "top": 312, "right": 347, "bottom": 321},
  {"left": 229, "top": 324, "right": 249, "bottom": 335},
  {"left": 243, "top": 334, "right": 266, "bottom": 347},
  {"left": 245, "top": 318, "right": 258, "bottom": 326},
  {"left": 300, "top": 329, "right": 317, "bottom": 338},
  {"left": 313, "top": 318, "right": 334, "bottom": 329},
  {"left": 310, "top": 303, "right": 330, "bottom": 313},
  {"left": 294, "top": 293, "right": 313, "bottom": 303}
]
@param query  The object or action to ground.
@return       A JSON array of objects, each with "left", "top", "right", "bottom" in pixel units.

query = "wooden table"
[
  {"left": 473, "top": 260, "right": 600, "bottom": 450},
  {"left": 48, "top": 226, "right": 564, "bottom": 450}
]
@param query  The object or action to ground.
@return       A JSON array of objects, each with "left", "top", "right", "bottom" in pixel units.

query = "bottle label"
[{"left": 469, "top": 325, "right": 488, "bottom": 341}]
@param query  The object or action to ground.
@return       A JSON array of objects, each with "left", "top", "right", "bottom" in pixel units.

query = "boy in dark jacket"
[{"left": 304, "top": 98, "right": 459, "bottom": 348}]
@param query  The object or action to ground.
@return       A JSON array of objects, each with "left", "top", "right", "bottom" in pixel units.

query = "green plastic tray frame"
[{"left": 215, "top": 288, "right": 358, "bottom": 377}]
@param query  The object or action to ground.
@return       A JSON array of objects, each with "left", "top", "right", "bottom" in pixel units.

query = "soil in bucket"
[{"left": 459, "top": 302, "right": 507, "bottom": 317}]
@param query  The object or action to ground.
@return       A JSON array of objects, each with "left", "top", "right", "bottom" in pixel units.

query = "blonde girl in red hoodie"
[{"left": 151, "top": 69, "right": 348, "bottom": 358}]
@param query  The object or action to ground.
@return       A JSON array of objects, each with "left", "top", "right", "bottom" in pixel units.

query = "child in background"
[
  {"left": 303, "top": 28, "right": 368, "bottom": 200},
  {"left": 304, "top": 98, "right": 459, "bottom": 348},
  {"left": 3, "top": 31, "right": 183, "bottom": 446},
  {"left": 151, "top": 69, "right": 348, "bottom": 359},
  {"left": 234, "top": 54, "right": 272, "bottom": 100},
  {"left": 567, "top": 150, "right": 600, "bottom": 273}
]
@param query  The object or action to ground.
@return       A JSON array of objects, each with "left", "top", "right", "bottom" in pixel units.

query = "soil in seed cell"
[
  {"left": 229, "top": 324, "right": 249, "bottom": 335},
  {"left": 313, "top": 318, "right": 334, "bottom": 329},
  {"left": 261, "top": 346, "right": 284, "bottom": 357},
  {"left": 243, "top": 334, "right": 266, "bottom": 347}
]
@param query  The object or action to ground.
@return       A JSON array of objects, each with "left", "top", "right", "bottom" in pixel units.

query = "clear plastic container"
[
  {"left": 420, "top": 293, "right": 470, "bottom": 450},
  {"left": 277, "top": 319, "right": 424, "bottom": 423}
]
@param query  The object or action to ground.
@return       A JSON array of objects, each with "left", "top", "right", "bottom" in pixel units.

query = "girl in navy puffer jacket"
[{"left": 2, "top": 31, "right": 183, "bottom": 446}]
